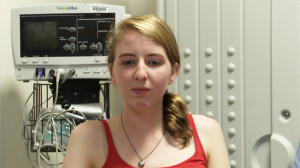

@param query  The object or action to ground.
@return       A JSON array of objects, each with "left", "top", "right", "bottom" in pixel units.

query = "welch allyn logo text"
[{"left": 57, "top": 6, "right": 78, "bottom": 11}]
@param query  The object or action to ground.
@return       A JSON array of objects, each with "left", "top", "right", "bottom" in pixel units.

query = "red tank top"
[{"left": 100, "top": 114, "right": 207, "bottom": 168}]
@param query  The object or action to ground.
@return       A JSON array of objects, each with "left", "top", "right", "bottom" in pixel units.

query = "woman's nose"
[{"left": 134, "top": 61, "right": 148, "bottom": 81}]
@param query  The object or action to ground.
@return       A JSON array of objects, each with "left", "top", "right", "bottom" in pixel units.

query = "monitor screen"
[
  {"left": 22, "top": 21, "right": 59, "bottom": 51},
  {"left": 20, "top": 13, "right": 115, "bottom": 57}
]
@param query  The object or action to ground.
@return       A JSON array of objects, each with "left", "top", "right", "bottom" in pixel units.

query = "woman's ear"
[
  {"left": 168, "top": 63, "right": 179, "bottom": 85},
  {"left": 109, "top": 64, "right": 116, "bottom": 85}
]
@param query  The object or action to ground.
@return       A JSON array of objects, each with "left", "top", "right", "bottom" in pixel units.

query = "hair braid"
[{"left": 163, "top": 92, "right": 193, "bottom": 147}]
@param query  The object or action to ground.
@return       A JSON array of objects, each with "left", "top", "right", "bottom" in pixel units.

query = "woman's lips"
[{"left": 132, "top": 87, "right": 150, "bottom": 96}]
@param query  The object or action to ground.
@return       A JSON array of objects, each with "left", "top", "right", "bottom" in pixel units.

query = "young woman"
[{"left": 62, "top": 14, "right": 230, "bottom": 168}]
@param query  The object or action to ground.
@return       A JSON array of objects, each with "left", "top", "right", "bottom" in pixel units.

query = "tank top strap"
[
  {"left": 100, "top": 120, "right": 135, "bottom": 168},
  {"left": 187, "top": 113, "right": 207, "bottom": 162},
  {"left": 99, "top": 120, "right": 119, "bottom": 158}
]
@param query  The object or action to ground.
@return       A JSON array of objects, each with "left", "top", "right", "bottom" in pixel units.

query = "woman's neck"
[{"left": 120, "top": 105, "right": 164, "bottom": 136}]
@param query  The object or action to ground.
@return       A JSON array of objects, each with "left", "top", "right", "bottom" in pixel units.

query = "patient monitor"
[{"left": 11, "top": 3, "right": 130, "bottom": 81}]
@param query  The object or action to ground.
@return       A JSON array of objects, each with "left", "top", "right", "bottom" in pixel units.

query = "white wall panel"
[
  {"left": 221, "top": 0, "right": 245, "bottom": 166},
  {"left": 198, "top": 0, "right": 221, "bottom": 122},
  {"left": 244, "top": 0, "right": 272, "bottom": 167},
  {"left": 159, "top": 0, "right": 300, "bottom": 167},
  {"left": 176, "top": 0, "right": 200, "bottom": 114}
]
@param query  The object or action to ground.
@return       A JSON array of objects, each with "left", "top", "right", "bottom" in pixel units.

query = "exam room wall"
[{"left": 0, "top": 0, "right": 156, "bottom": 167}]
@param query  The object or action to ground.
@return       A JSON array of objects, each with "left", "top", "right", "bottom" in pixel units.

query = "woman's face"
[{"left": 110, "top": 30, "right": 179, "bottom": 110}]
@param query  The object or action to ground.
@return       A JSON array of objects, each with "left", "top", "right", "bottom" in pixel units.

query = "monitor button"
[
  {"left": 68, "top": 27, "right": 76, "bottom": 32},
  {"left": 79, "top": 44, "right": 87, "bottom": 50},
  {"left": 22, "top": 60, "right": 28, "bottom": 64},
  {"left": 90, "top": 44, "right": 97, "bottom": 50},
  {"left": 69, "top": 37, "right": 76, "bottom": 42},
  {"left": 32, "top": 59, "right": 39, "bottom": 63},
  {"left": 70, "top": 43, "right": 76, "bottom": 54},
  {"left": 96, "top": 42, "right": 102, "bottom": 52},
  {"left": 63, "top": 44, "right": 70, "bottom": 50}
]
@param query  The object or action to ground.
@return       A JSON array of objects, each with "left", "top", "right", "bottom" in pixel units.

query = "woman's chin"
[{"left": 133, "top": 101, "right": 151, "bottom": 110}]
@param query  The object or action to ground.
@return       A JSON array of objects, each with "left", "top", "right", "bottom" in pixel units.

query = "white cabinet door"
[{"left": 271, "top": 0, "right": 300, "bottom": 167}]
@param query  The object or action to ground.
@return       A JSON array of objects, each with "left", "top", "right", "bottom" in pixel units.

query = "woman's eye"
[
  {"left": 122, "top": 60, "right": 135, "bottom": 65},
  {"left": 149, "top": 60, "right": 160, "bottom": 66}
]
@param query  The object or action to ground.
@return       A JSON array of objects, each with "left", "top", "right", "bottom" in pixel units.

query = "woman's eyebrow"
[
  {"left": 148, "top": 53, "right": 164, "bottom": 57},
  {"left": 117, "top": 53, "right": 136, "bottom": 58}
]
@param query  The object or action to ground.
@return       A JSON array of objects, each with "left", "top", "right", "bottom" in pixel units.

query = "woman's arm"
[{"left": 193, "top": 115, "right": 230, "bottom": 168}]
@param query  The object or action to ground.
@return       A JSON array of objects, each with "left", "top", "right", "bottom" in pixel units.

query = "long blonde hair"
[{"left": 107, "top": 14, "right": 192, "bottom": 147}]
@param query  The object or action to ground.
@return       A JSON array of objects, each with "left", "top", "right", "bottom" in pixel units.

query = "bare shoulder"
[
  {"left": 71, "top": 120, "right": 104, "bottom": 137},
  {"left": 62, "top": 120, "right": 107, "bottom": 168},
  {"left": 192, "top": 114, "right": 222, "bottom": 133},
  {"left": 67, "top": 120, "right": 106, "bottom": 147},
  {"left": 191, "top": 114, "right": 224, "bottom": 145}
]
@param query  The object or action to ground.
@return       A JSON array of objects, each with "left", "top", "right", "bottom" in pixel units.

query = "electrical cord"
[
  {"left": 33, "top": 110, "right": 86, "bottom": 147},
  {"left": 35, "top": 69, "right": 80, "bottom": 168},
  {"left": 23, "top": 85, "right": 53, "bottom": 167},
  {"left": 33, "top": 111, "right": 77, "bottom": 166},
  {"left": 22, "top": 72, "right": 53, "bottom": 168},
  {"left": 60, "top": 69, "right": 75, "bottom": 86},
  {"left": 22, "top": 68, "right": 87, "bottom": 167},
  {"left": 22, "top": 74, "right": 41, "bottom": 168},
  {"left": 37, "top": 70, "right": 61, "bottom": 168},
  {"left": 36, "top": 144, "right": 64, "bottom": 167},
  {"left": 22, "top": 68, "right": 87, "bottom": 168}
]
